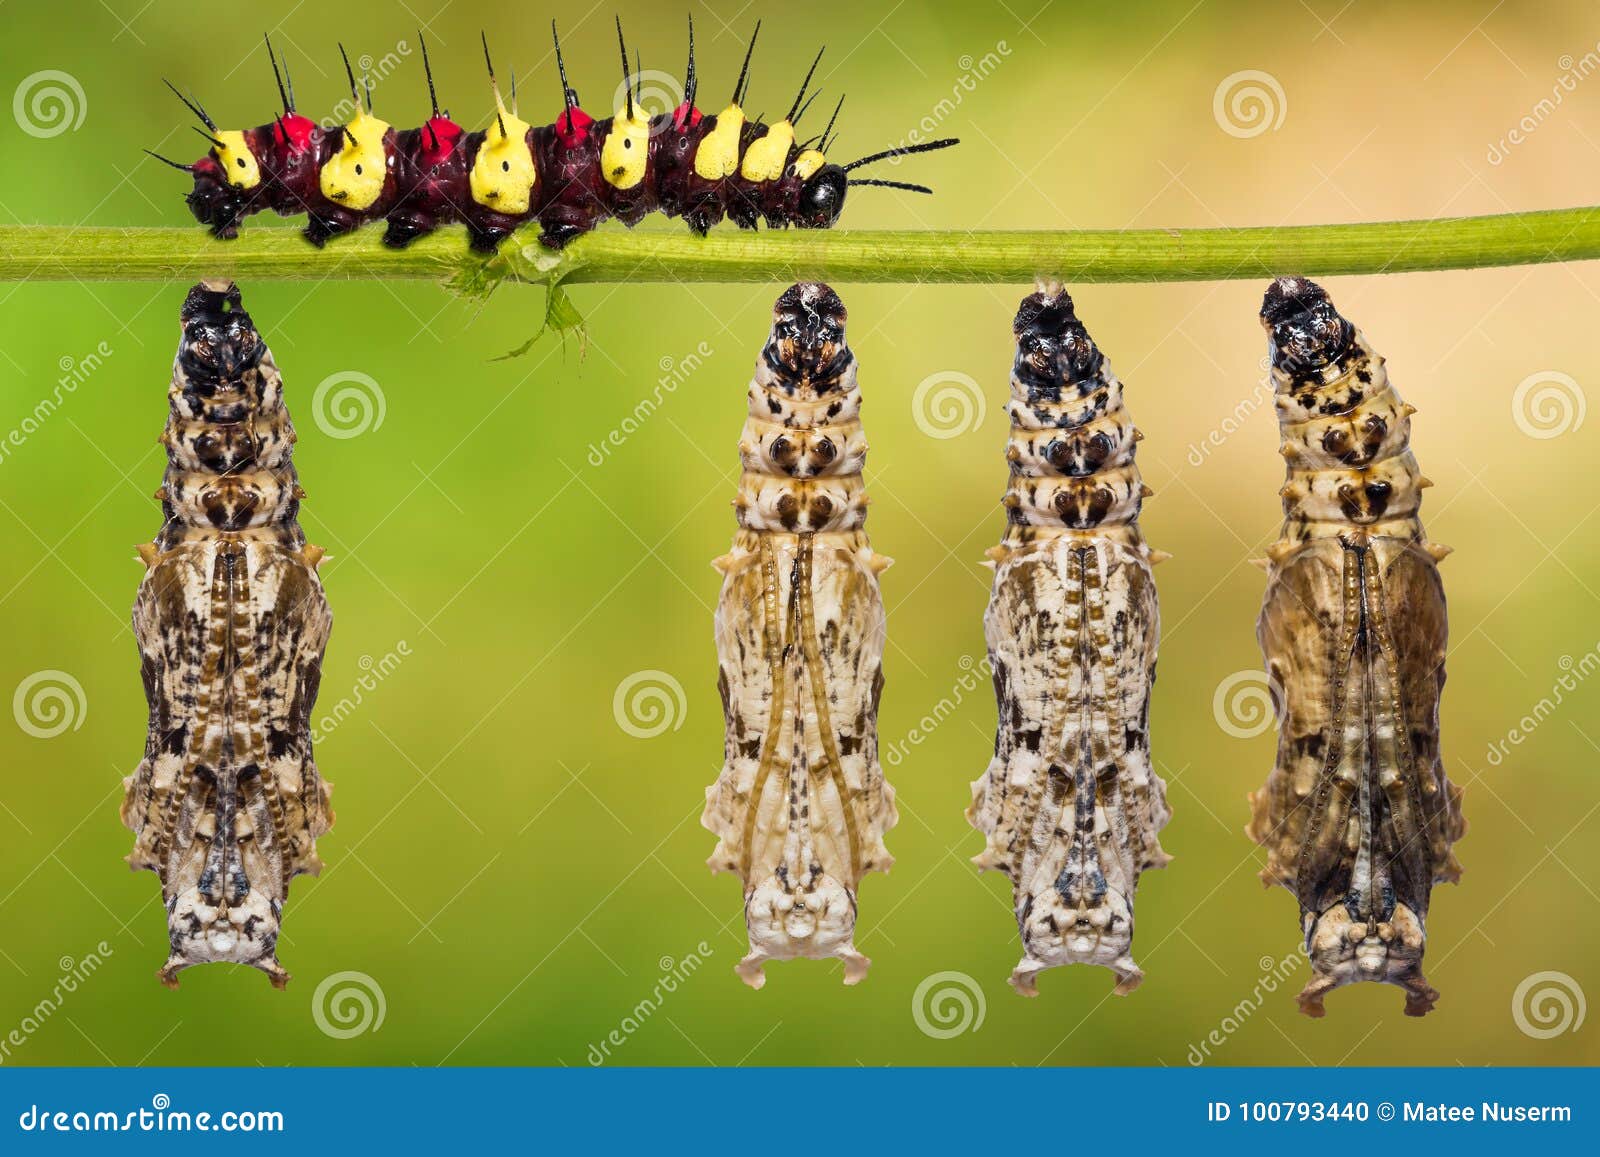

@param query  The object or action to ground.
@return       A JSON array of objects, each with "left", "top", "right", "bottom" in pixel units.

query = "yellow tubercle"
[
  {"left": 318, "top": 109, "right": 391, "bottom": 210},
  {"left": 601, "top": 107, "right": 652, "bottom": 189},
  {"left": 740, "top": 121, "right": 795, "bottom": 182},
  {"left": 469, "top": 101, "right": 536, "bottom": 213},
  {"left": 694, "top": 104, "right": 746, "bottom": 179},
  {"left": 791, "top": 148, "right": 826, "bottom": 180},
  {"left": 214, "top": 130, "right": 261, "bottom": 190}
]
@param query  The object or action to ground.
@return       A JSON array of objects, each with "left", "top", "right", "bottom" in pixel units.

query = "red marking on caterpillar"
[
  {"left": 149, "top": 21, "right": 958, "bottom": 253},
  {"left": 272, "top": 114, "right": 316, "bottom": 153}
]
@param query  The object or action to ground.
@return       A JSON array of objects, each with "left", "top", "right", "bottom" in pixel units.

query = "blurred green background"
[{"left": 1, "top": 0, "right": 1597, "bottom": 1068}]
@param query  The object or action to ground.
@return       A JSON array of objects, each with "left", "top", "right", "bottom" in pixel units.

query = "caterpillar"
[
  {"left": 149, "top": 22, "right": 958, "bottom": 252},
  {"left": 968, "top": 286, "right": 1173, "bottom": 997},
  {"left": 120, "top": 280, "right": 334, "bottom": 988},
  {"left": 1245, "top": 277, "right": 1466, "bottom": 1018},
  {"left": 701, "top": 282, "right": 897, "bottom": 988}
]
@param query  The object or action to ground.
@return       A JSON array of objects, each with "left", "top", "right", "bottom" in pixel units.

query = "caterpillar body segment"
[
  {"left": 1246, "top": 277, "right": 1466, "bottom": 1018},
  {"left": 703, "top": 284, "right": 897, "bottom": 988},
  {"left": 155, "top": 25, "right": 957, "bottom": 252},
  {"left": 968, "top": 286, "right": 1172, "bottom": 997},
  {"left": 122, "top": 281, "right": 333, "bottom": 988}
]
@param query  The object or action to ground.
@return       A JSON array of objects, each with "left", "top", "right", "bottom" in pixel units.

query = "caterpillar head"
[
  {"left": 178, "top": 280, "right": 264, "bottom": 383},
  {"left": 320, "top": 110, "right": 392, "bottom": 210},
  {"left": 1012, "top": 286, "right": 1104, "bottom": 389},
  {"left": 157, "top": 80, "right": 264, "bottom": 235},
  {"left": 767, "top": 282, "right": 849, "bottom": 378},
  {"left": 795, "top": 163, "right": 848, "bottom": 228},
  {"left": 180, "top": 154, "right": 249, "bottom": 237},
  {"left": 1300, "top": 900, "right": 1436, "bottom": 1016},
  {"left": 806, "top": 136, "right": 956, "bottom": 227},
  {"left": 176, "top": 132, "right": 262, "bottom": 237},
  {"left": 1261, "top": 276, "right": 1354, "bottom": 375}
]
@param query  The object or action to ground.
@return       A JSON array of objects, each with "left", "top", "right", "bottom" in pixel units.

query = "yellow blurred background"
[{"left": 0, "top": 0, "right": 1595, "bottom": 1066}]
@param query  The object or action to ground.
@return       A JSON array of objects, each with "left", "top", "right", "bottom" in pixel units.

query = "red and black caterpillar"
[{"left": 150, "top": 21, "right": 958, "bottom": 252}]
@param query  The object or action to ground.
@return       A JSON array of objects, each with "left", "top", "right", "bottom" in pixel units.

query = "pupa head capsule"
[
  {"left": 767, "top": 282, "right": 849, "bottom": 378},
  {"left": 178, "top": 280, "right": 264, "bottom": 382},
  {"left": 1260, "top": 276, "right": 1354, "bottom": 375},
  {"left": 1012, "top": 285, "right": 1103, "bottom": 389}
]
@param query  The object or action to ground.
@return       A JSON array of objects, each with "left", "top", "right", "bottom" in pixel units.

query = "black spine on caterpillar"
[{"left": 151, "top": 21, "right": 959, "bottom": 253}]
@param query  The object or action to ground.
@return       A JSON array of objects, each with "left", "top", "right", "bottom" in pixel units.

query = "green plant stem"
[{"left": 2, "top": 207, "right": 1599, "bottom": 287}]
